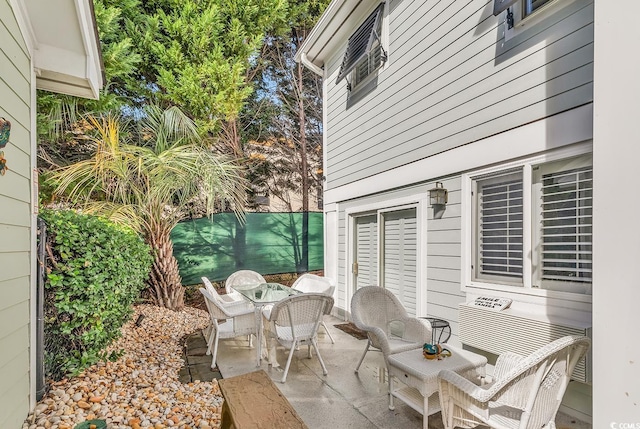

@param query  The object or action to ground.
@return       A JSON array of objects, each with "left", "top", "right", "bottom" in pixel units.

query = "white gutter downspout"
[{"left": 300, "top": 52, "right": 324, "bottom": 76}]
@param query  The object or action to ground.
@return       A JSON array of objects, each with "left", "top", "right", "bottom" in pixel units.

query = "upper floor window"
[
  {"left": 469, "top": 153, "right": 592, "bottom": 296},
  {"left": 493, "top": 0, "right": 572, "bottom": 39},
  {"left": 524, "top": 0, "right": 553, "bottom": 17},
  {"left": 335, "top": 3, "right": 387, "bottom": 91}
]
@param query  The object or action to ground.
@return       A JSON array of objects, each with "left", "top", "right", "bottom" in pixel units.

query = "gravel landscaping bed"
[{"left": 23, "top": 304, "right": 221, "bottom": 429}]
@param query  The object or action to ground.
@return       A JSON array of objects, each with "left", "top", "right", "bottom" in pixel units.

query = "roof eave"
[
  {"left": 297, "top": 0, "right": 378, "bottom": 72},
  {"left": 17, "top": 0, "right": 104, "bottom": 99}
]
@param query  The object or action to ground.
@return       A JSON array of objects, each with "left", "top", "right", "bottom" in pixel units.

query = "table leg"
[
  {"left": 255, "top": 307, "right": 262, "bottom": 367},
  {"left": 264, "top": 322, "right": 280, "bottom": 368},
  {"left": 423, "top": 394, "right": 429, "bottom": 429}
]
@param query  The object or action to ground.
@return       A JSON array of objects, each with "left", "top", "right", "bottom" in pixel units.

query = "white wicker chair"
[
  {"left": 265, "top": 293, "right": 334, "bottom": 383},
  {"left": 351, "top": 286, "right": 432, "bottom": 372},
  {"left": 351, "top": 286, "right": 432, "bottom": 396},
  {"left": 199, "top": 288, "right": 258, "bottom": 369},
  {"left": 438, "top": 335, "right": 591, "bottom": 429},
  {"left": 202, "top": 276, "right": 248, "bottom": 306},
  {"left": 224, "top": 270, "right": 266, "bottom": 294},
  {"left": 291, "top": 274, "right": 336, "bottom": 344}
]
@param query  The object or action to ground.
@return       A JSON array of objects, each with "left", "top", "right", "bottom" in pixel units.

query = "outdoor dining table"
[{"left": 233, "top": 282, "right": 301, "bottom": 367}]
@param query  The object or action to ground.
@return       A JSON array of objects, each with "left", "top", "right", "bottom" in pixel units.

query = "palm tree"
[{"left": 53, "top": 106, "right": 246, "bottom": 310}]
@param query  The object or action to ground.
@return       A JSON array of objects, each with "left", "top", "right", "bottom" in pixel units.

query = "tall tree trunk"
[
  {"left": 297, "top": 50, "right": 309, "bottom": 273},
  {"left": 234, "top": 216, "right": 247, "bottom": 269},
  {"left": 221, "top": 118, "right": 243, "bottom": 157},
  {"left": 146, "top": 223, "right": 184, "bottom": 311}
]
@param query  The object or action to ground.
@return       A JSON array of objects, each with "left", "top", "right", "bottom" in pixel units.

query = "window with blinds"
[
  {"left": 353, "top": 44, "right": 383, "bottom": 87},
  {"left": 539, "top": 165, "right": 593, "bottom": 289},
  {"left": 336, "top": 3, "right": 386, "bottom": 86},
  {"left": 470, "top": 153, "right": 592, "bottom": 295},
  {"left": 476, "top": 172, "right": 524, "bottom": 284}
]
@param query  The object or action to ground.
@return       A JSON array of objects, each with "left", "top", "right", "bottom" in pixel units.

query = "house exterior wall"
[
  {"left": 316, "top": 0, "right": 595, "bottom": 421},
  {"left": 0, "top": 1, "right": 34, "bottom": 427},
  {"left": 324, "top": 0, "right": 593, "bottom": 191},
  {"left": 592, "top": 2, "right": 640, "bottom": 426}
]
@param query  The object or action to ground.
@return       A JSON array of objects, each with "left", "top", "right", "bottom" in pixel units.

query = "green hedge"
[{"left": 40, "top": 209, "right": 152, "bottom": 379}]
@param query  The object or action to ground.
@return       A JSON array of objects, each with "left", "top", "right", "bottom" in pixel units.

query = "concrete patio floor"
[{"left": 182, "top": 315, "right": 592, "bottom": 429}]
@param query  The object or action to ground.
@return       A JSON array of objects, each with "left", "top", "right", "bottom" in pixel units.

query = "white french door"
[
  {"left": 351, "top": 207, "right": 418, "bottom": 316},
  {"left": 382, "top": 208, "right": 418, "bottom": 316},
  {"left": 354, "top": 214, "right": 378, "bottom": 290}
]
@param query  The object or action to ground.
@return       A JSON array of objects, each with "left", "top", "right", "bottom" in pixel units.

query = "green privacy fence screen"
[{"left": 171, "top": 212, "right": 323, "bottom": 285}]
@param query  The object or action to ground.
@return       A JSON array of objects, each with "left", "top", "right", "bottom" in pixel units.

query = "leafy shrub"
[{"left": 40, "top": 209, "right": 152, "bottom": 379}]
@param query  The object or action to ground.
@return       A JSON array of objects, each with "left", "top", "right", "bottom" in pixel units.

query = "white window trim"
[
  {"left": 461, "top": 142, "right": 592, "bottom": 304},
  {"left": 350, "top": 1, "right": 390, "bottom": 92},
  {"left": 504, "top": 0, "right": 577, "bottom": 42}
]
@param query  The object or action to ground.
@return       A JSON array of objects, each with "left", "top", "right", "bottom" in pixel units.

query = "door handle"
[{"left": 352, "top": 262, "right": 359, "bottom": 276}]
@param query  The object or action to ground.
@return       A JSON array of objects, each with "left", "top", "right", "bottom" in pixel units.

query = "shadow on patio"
[{"left": 182, "top": 315, "right": 592, "bottom": 429}]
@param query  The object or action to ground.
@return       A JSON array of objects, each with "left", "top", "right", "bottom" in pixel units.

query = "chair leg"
[
  {"left": 321, "top": 321, "right": 335, "bottom": 344},
  {"left": 281, "top": 340, "right": 297, "bottom": 383},
  {"left": 205, "top": 327, "right": 214, "bottom": 355},
  {"left": 211, "top": 331, "right": 220, "bottom": 370},
  {"left": 387, "top": 363, "right": 393, "bottom": 409},
  {"left": 355, "top": 339, "right": 372, "bottom": 373},
  {"left": 388, "top": 367, "right": 395, "bottom": 410},
  {"left": 312, "top": 338, "right": 328, "bottom": 376}
]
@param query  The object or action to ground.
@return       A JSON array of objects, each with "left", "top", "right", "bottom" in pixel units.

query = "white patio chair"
[
  {"left": 224, "top": 269, "right": 266, "bottom": 294},
  {"left": 291, "top": 273, "right": 336, "bottom": 343},
  {"left": 438, "top": 335, "right": 591, "bottom": 429},
  {"left": 202, "top": 276, "right": 254, "bottom": 347},
  {"left": 351, "top": 286, "right": 432, "bottom": 395},
  {"left": 199, "top": 287, "right": 258, "bottom": 369},
  {"left": 265, "top": 293, "right": 334, "bottom": 383},
  {"left": 201, "top": 276, "right": 247, "bottom": 306}
]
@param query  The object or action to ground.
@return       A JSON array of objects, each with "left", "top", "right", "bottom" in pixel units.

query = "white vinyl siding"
[
  {"left": 324, "top": 0, "right": 593, "bottom": 190},
  {"left": 355, "top": 214, "right": 378, "bottom": 288},
  {"left": 0, "top": 2, "right": 33, "bottom": 428},
  {"left": 382, "top": 208, "right": 417, "bottom": 316}
]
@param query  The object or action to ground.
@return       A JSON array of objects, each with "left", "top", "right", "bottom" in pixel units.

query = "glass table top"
[{"left": 233, "top": 282, "right": 301, "bottom": 305}]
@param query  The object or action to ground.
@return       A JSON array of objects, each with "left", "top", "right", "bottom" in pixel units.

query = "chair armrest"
[
  {"left": 401, "top": 317, "right": 432, "bottom": 344},
  {"left": 366, "top": 325, "right": 394, "bottom": 355},
  {"left": 224, "top": 290, "right": 247, "bottom": 302},
  {"left": 438, "top": 370, "right": 495, "bottom": 404},
  {"left": 223, "top": 304, "right": 255, "bottom": 318}
]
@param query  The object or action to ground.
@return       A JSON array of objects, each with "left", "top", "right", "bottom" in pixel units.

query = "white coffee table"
[{"left": 387, "top": 345, "right": 487, "bottom": 429}]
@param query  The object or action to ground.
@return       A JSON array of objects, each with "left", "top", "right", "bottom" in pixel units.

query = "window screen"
[
  {"left": 540, "top": 166, "right": 593, "bottom": 284},
  {"left": 476, "top": 172, "right": 524, "bottom": 283}
]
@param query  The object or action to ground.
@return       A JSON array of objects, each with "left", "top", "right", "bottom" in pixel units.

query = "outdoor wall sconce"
[{"left": 429, "top": 182, "right": 448, "bottom": 219}]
